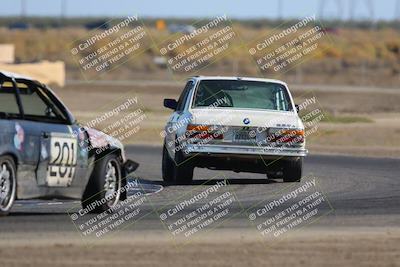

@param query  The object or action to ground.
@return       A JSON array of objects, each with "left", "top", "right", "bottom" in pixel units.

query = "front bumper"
[{"left": 183, "top": 144, "right": 308, "bottom": 158}]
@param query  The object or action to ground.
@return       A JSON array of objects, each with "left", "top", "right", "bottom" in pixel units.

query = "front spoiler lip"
[
  {"left": 123, "top": 159, "right": 139, "bottom": 175},
  {"left": 183, "top": 144, "right": 308, "bottom": 157}
]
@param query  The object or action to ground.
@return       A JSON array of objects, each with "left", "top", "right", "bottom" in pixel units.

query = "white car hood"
[{"left": 189, "top": 108, "right": 302, "bottom": 129}]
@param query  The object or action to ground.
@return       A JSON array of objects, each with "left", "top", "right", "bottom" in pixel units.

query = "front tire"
[
  {"left": 282, "top": 158, "right": 302, "bottom": 182},
  {"left": 82, "top": 154, "right": 122, "bottom": 213},
  {"left": 0, "top": 156, "right": 17, "bottom": 216},
  {"left": 162, "top": 144, "right": 175, "bottom": 183}
]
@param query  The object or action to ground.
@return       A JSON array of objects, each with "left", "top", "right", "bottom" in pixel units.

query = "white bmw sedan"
[{"left": 162, "top": 76, "right": 308, "bottom": 184}]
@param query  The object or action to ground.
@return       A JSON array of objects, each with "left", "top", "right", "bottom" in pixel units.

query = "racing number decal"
[{"left": 47, "top": 137, "right": 77, "bottom": 187}]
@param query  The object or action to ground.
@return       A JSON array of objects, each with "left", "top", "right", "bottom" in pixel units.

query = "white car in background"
[{"left": 162, "top": 76, "right": 308, "bottom": 184}]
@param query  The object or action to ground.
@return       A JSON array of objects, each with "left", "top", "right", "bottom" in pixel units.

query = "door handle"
[{"left": 41, "top": 132, "right": 50, "bottom": 139}]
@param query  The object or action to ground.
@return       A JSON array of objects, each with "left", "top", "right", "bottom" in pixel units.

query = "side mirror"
[
  {"left": 295, "top": 104, "right": 300, "bottom": 113},
  {"left": 163, "top": 98, "right": 178, "bottom": 110}
]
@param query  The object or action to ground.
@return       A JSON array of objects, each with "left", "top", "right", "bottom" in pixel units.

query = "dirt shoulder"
[{"left": 1, "top": 228, "right": 399, "bottom": 267}]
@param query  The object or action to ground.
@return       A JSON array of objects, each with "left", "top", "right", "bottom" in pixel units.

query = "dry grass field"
[{"left": 0, "top": 24, "right": 399, "bottom": 86}]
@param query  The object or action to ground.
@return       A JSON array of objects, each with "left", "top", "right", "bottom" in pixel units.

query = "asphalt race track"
[{"left": 1, "top": 145, "right": 399, "bottom": 237}]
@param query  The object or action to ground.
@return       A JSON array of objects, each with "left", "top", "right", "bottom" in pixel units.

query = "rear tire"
[
  {"left": 266, "top": 172, "right": 283, "bottom": 180},
  {"left": 282, "top": 158, "right": 302, "bottom": 182},
  {"left": 0, "top": 156, "right": 16, "bottom": 216},
  {"left": 173, "top": 150, "right": 194, "bottom": 185},
  {"left": 82, "top": 154, "right": 122, "bottom": 213},
  {"left": 162, "top": 142, "right": 194, "bottom": 185}
]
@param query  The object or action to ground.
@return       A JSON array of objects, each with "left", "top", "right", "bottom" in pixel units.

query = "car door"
[
  {"left": 165, "top": 80, "right": 195, "bottom": 157},
  {"left": 15, "top": 80, "right": 89, "bottom": 192}
]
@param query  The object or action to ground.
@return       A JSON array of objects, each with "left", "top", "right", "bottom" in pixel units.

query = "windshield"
[{"left": 192, "top": 80, "right": 293, "bottom": 111}]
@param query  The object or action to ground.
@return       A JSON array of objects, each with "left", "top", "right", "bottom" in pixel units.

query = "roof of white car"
[
  {"left": 0, "top": 70, "right": 34, "bottom": 80},
  {"left": 190, "top": 76, "right": 287, "bottom": 86}
]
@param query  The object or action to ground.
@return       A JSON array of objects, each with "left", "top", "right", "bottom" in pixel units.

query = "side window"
[
  {"left": 18, "top": 83, "right": 67, "bottom": 123},
  {"left": 0, "top": 81, "right": 20, "bottom": 116},
  {"left": 176, "top": 81, "right": 194, "bottom": 112},
  {"left": 20, "top": 90, "right": 52, "bottom": 117}
]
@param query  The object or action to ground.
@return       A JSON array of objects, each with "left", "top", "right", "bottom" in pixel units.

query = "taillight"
[
  {"left": 186, "top": 124, "right": 210, "bottom": 132},
  {"left": 267, "top": 129, "right": 304, "bottom": 144},
  {"left": 186, "top": 124, "right": 223, "bottom": 140}
]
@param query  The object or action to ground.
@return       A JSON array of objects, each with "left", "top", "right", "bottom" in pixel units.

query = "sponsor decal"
[{"left": 13, "top": 122, "right": 24, "bottom": 151}]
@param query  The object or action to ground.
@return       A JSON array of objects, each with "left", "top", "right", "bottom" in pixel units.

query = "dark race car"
[{"left": 0, "top": 71, "right": 138, "bottom": 216}]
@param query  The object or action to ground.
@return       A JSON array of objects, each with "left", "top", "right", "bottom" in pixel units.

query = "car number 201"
[{"left": 47, "top": 137, "right": 78, "bottom": 187}]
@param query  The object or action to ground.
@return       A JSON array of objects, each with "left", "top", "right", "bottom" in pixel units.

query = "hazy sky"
[{"left": 1, "top": 0, "right": 399, "bottom": 21}]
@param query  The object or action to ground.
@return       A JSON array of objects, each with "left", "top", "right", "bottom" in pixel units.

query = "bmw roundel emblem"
[{"left": 243, "top": 118, "right": 250, "bottom": 125}]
